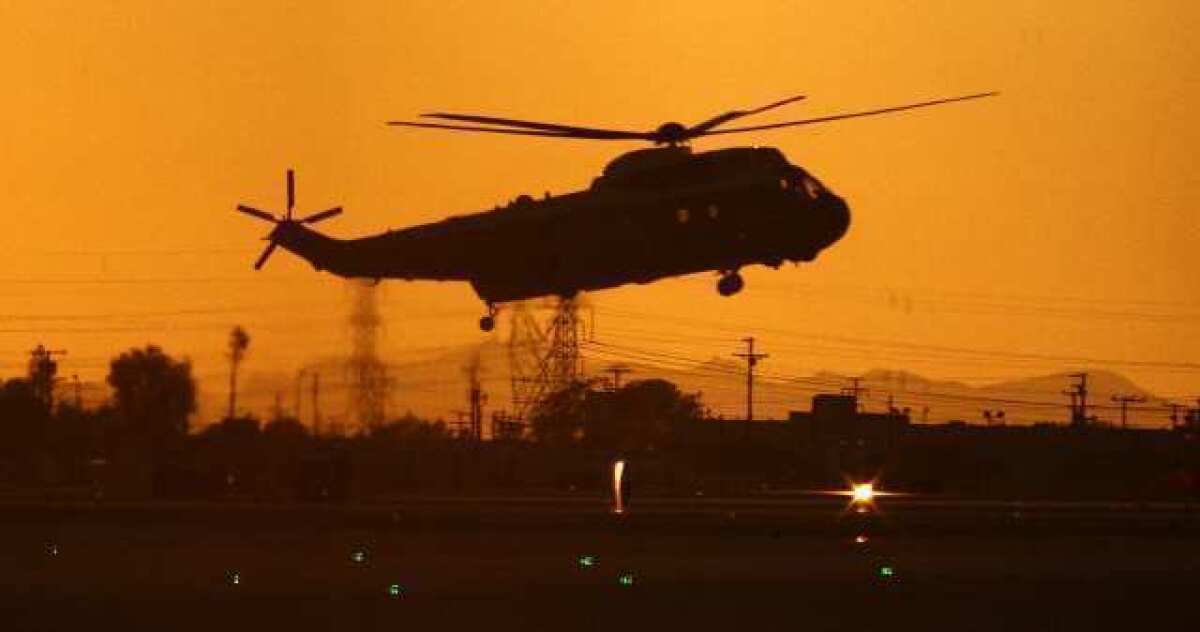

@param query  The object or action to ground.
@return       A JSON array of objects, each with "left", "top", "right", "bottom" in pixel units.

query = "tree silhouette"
[
  {"left": 0, "top": 379, "right": 49, "bottom": 462},
  {"left": 528, "top": 378, "right": 705, "bottom": 450},
  {"left": 528, "top": 380, "right": 593, "bottom": 446},
  {"left": 586, "top": 379, "right": 704, "bottom": 451},
  {"left": 226, "top": 326, "right": 250, "bottom": 420},
  {"left": 107, "top": 345, "right": 196, "bottom": 445}
]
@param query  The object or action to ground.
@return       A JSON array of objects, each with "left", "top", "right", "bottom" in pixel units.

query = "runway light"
[
  {"left": 388, "top": 583, "right": 404, "bottom": 598},
  {"left": 617, "top": 572, "right": 636, "bottom": 587},
  {"left": 878, "top": 566, "right": 895, "bottom": 578},
  {"left": 855, "top": 534, "right": 868, "bottom": 544},
  {"left": 228, "top": 571, "right": 241, "bottom": 586},
  {"left": 46, "top": 543, "right": 59, "bottom": 557},
  {"left": 577, "top": 555, "right": 598, "bottom": 569},
  {"left": 350, "top": 548, "right": 369, "bottom": 564},
  {"left": 851, "top": 483, "right": 875, "bottom": 504}
]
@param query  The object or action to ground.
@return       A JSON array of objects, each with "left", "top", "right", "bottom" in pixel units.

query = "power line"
[
  {"left": 582, "top": 338, "right": 1174, "bottom": 413},
  {"left": 592, "top": 305, "right": 1200, "bottom": 373}
]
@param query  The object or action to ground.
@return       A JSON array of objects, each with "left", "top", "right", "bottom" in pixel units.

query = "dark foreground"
[{"left": 2, "top": 495, "right": 1198, "bottom": 631}]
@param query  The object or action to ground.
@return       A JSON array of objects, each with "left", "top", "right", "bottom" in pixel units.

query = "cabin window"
[
  {"left": 802, "top": 177, "right": 822, "bottom": 200},
  {"left": 707, "top": 204, "right": 719, "bottom": 219},
  {"left": 676, "top": 208, "right": 690, "bottom": 223}
]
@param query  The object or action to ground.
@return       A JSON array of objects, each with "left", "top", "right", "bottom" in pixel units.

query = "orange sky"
[{"left": 3, "top": 1, "right": 1198, "bottom": 424}]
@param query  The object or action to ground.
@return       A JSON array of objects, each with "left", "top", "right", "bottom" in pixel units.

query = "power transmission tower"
[
  {"left": 508, "top": 301, "right": 548, "bottom": 425},
  {"left": 733, "top": 337, "right": 768, "bottom": 422},
  {"left": 347, "top": 281, "right": 389, "bottom": 432},
  {"left": 543, "top": 296, "right": 585, "bottom": 389},
  {"left": 1111, "top": 394, "right": 1145, "bottom": 429},
  {"left": 1063, "top": 372, "right": 1089, "bottom": 427},
  {"left": 508, "top": 297, "right": 587, "bottom": 427}
]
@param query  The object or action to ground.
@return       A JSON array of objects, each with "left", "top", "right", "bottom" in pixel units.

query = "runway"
[{"left": 2, "top": 496, "right": 1197, "bottom": 631}]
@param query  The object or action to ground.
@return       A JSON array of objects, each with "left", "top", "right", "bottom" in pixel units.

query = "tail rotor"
[{"left": 236, "top": 169, "right": 343, "bottom": 270}]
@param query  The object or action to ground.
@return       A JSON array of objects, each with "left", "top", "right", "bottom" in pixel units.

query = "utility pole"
[
  {"left": 1063, "top": 372, "right": 1089, "bottom": 427},
  {"left": 842, "top": 376, "right": 869, "bottom": 411},
  {"left": 295, "top": 368, "right": 307, "bottom": 422},
  {"left": 311, "top": 372, "right": 321, "bottom": 437},
  {"left": 468, "top": 383, "right": 486, "bottom": 442},
  {"left": 605, "top": 364, "right": 633, "bottom": 391},
  {"left": 733, "top": 337, "right": 768, "bottom": 422},
  {"left": 1111, "top": 394, "right": 1145, "bottom": 429},
  {"left": 72, "top": 374, "right": 82, "bottom": 409},
  {"left": 1167, "top": 402, "right": 1185, "bottom": 429}
]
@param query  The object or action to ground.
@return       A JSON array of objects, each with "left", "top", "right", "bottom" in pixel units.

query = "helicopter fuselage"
[{"left": 267, "top": 146, "right": 850, "bottom": 304}]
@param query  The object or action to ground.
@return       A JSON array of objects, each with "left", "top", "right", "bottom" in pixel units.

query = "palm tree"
[{"left": 227, "top": 326, "right": 250, "bottom": 419}]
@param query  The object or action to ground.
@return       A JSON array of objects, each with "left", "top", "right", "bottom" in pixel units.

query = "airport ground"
[{"left": 1, "top": 495, "right": 1197, "bottom": 631}]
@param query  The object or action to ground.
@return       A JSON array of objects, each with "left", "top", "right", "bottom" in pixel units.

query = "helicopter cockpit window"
[{"left": 801, "top": 177, "right": 822, "bottom": 200}]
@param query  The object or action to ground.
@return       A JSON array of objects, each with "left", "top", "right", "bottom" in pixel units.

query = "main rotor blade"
[
  {"left": 702, "top": 92, "right": 999, "bottom": 136},
  {"left": 420, "top": 112, "right": 648, "bottom": 140},
  {"left": 253, "top": 241, "right": 278, "bottom": 270},
  {"left": 236, "top": 205, "right": 277, "bottom": 222},
  {"left": 388, "top": 120, "right": 645, "bottom": 140},
  {"left": 688, "top": 94, "right": 807, "bottom": 135},
  {"left": 301, "top": 207, "right": 343, "bottom": 224},
  {"left": 286, "top": 169, "right": 295, "bottom": 215}
]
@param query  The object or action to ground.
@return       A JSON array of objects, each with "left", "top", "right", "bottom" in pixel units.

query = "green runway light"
[
  {"left": 577, "top": 555, "right": 597, "bottom": 569},
  {"left": 388, "top": 583, "right": 404, "bottom": 598},
  {"left": 878, "top": 566, "right": 895, "bottom": 578},
  {"left": 617, "top": 572, "right": 635, "bottom": 587}
]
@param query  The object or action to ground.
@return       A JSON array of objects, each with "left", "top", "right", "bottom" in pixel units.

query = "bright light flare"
[
  {"left": 851, "top": 483, "right": 875, "bottom": 504},
  {"left": 612, "top": 459, "right": 626, "bottom": 514}
]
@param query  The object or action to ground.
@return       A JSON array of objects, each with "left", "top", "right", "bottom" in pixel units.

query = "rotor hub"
[{"left": 653, "top": 122, "right": 689, "bottom": 145}]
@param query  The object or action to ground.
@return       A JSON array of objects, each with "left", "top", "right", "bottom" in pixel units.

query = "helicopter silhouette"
[{"left": 237, "top": 92, "right": 995, "bottom": 331}]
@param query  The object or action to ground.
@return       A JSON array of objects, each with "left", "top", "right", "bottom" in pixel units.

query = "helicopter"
[{"left": 236, "top": 92, "right": 996, "bottom": 331}]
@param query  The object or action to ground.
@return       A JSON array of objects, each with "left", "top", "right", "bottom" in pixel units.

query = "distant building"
[{"left": 787, "top": 394, "right": 909, "bottom": 451}]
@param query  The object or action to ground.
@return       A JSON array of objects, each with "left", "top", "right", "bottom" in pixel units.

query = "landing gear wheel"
[
  {"left": 717, "top": 272, "right": 744, "bottom": 297},
  {"left": 479, "top": 302, "right": 499, "bottom": 332}
]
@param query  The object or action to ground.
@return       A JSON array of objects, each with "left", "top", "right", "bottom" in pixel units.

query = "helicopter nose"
[{"left": 820, "top": 194, "right": 850, "bottom": 249}]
